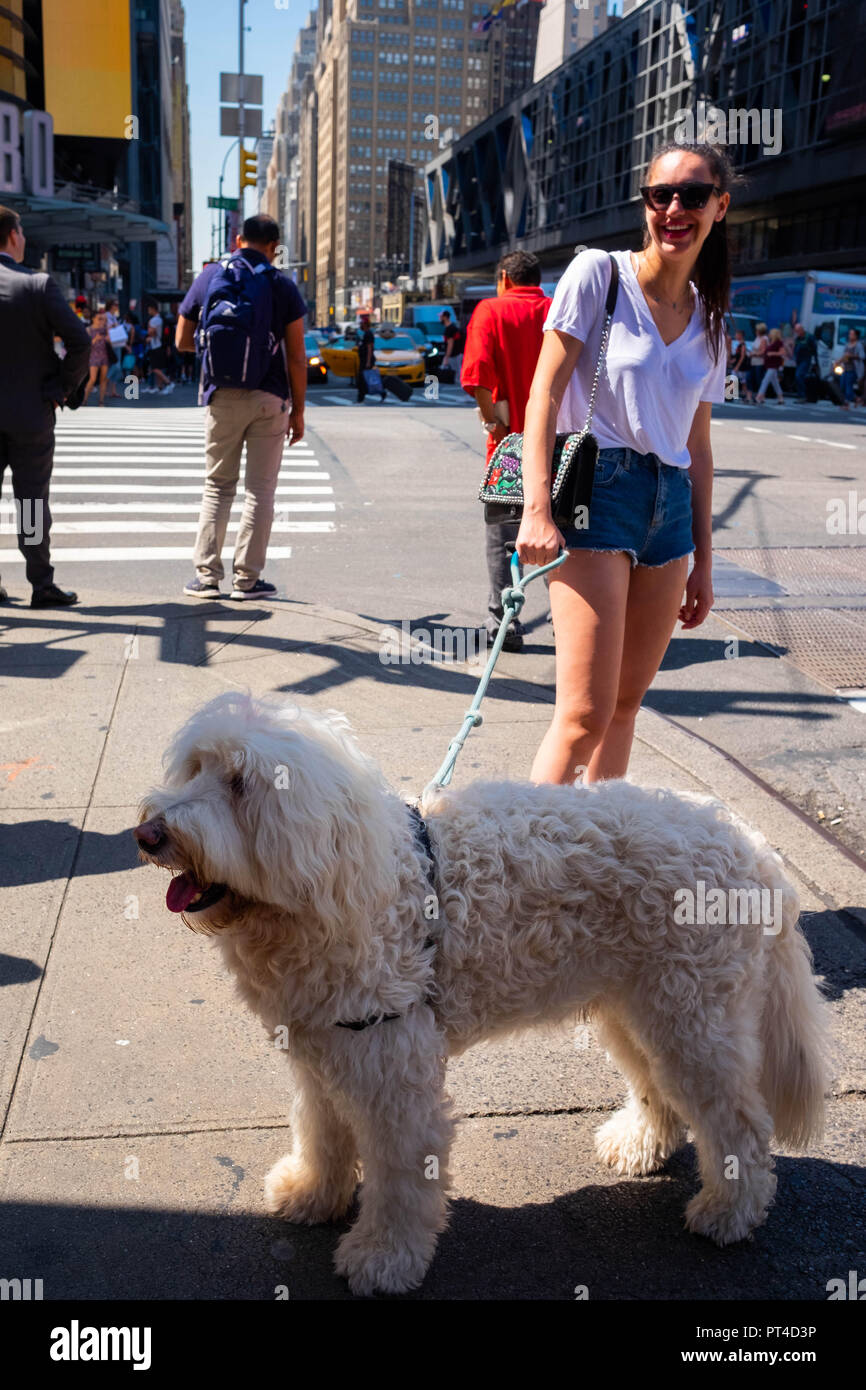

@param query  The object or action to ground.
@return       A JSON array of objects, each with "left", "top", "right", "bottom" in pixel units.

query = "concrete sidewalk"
[{"left": 1, "top": 591, "right": 864, "bottom": 1300}]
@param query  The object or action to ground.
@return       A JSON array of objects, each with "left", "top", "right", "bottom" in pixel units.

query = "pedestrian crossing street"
[{"left": 0, "top": 408, "right": 334, "bottom": 567}]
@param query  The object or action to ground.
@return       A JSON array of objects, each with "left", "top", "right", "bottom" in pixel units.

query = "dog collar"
[{"left": 334, "top": 805, "right": 437, "bottom": 1031}]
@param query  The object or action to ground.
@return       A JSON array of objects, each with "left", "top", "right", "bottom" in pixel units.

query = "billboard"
[{"left": 42, "top": 0, "right": 132, "bottom": 139}]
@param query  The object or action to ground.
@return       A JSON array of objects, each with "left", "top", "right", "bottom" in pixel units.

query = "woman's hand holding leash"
[{"left": 516, "top": 505, "right": 566, "bottom": 567}]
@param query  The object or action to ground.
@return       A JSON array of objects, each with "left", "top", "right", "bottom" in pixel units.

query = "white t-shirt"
[
  {"left": 544, "top": 248, "right": 727, "bottom": 468},
  {"left": 147, "top": 313, "right": 163, "bottom": 348}
]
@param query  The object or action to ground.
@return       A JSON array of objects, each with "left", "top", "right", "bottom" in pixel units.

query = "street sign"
[
  {"left": 220, "top": 106, "right": 263, "bottom": 138},
  {"left": 220, "top": 73, "right": 263, "bottom": 105},
  {"left": 207, "top": 195, "right": 239, "bottom": 210}
]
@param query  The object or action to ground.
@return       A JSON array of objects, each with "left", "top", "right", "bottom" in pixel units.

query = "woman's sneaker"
[
  {"left": 183, "top": 577, "right": 222, "bottom": 598},
  {"left": 229, "top": 579, "right": 277, "bottom": 601}
]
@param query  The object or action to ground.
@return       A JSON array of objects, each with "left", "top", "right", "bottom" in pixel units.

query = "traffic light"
[{"left": 239, "top": 147, "right": 257, "bottom": 190}]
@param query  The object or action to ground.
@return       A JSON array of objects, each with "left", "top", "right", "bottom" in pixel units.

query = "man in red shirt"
[{"left": 462, "top": 251, "right": 550, "bottom": 651}]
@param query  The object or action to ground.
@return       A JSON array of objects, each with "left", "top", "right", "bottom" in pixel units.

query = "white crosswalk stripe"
[
  {"left": 0, "top": 407, "right": 336, "bottom": 568},
  {"left": 307, "top": 384, "right": 472, "bottom": 407}
]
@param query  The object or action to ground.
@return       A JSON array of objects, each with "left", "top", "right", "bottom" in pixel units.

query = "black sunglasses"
[{"left": 640, "top": 182, "right": 721, "bottom": 211}]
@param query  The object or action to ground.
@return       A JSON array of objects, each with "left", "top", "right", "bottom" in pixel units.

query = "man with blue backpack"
[{"left": 175, "top": 214, "right": 307, "bottom": 600}]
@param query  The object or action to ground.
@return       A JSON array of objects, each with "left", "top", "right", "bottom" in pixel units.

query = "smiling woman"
[{"left": 516, "top": 141, "right": 738, "bottom": 786}]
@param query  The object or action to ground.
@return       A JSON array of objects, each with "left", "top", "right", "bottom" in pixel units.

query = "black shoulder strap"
[{"left": 605, "top": 253, "right": 619, "bottom": 316}]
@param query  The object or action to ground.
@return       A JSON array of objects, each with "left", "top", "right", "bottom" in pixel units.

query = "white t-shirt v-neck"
[{"left": 544, "top": 248, "right": 727, "bottom": 468}]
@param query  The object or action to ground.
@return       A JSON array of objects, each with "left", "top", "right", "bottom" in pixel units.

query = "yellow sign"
[{"left": 42, "top": 0, "right": 132, "bottom": 139}]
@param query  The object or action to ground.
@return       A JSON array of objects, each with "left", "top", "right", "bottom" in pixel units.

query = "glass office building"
[{"left": 423, "top": 0, "right": 866, "bottom": 279}]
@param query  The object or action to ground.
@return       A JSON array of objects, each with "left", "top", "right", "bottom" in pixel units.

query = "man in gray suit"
[{"left": 0, "top": 206, "right": 91, "bottom": 607}]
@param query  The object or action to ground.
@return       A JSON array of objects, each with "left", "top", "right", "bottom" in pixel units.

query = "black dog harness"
[{"left": 335, "top": 805, "right": 437, "bottom": 1032}]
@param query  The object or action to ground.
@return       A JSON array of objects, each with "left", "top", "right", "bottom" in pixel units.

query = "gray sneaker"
[
  {"left": 183, "top": 577, "right": 222, "bottom": 598},
  {"left": 229, "top": 579, "right": 277, "bottom": 601}
]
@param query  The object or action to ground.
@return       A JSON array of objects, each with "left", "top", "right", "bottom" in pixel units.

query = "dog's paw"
[
  {"left": 264, "top": 1154, "right": 355, "bottom": 1225},
  {"left": 334, "top": 1227, "right": 434, "bottom": 1297},
  {"left": 684, "top": 1178, "right": 775, "bottom": 1246},
  {"left": 594, "top": 1108, "right": 670, "bottom": 1177}
]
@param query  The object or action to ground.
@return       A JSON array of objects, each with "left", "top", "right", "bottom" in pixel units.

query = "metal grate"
[
  {"left": 717, "top": 548, "right": 866, "bottom": 598},
  {"left": 714, "top": 606, "right": 866, "bottom": 690}
]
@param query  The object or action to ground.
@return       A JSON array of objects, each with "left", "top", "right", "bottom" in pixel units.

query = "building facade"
[
  {"left": 297, "top": 65, "right": 318, "bottom": 317},
  {"left": 169, "top": 0, "right": 194, "bottom": 289},
  {"left": 533, "top": 0, "right": 609, "bottom": 83},
  {"left": 264, "top": 92, "right": 291, "bottom": 227},
  {"left": 424, "top": 0, "right": 866, "bottom": 281},
  {"left": 487, "top": 3, "right": 544, "bottom": 110},
  {"left": 0, "top": 0, "right": 186, "bottom": 307},
  {"left": 306, "top": 0, "right": 541, "bottom": 322}
]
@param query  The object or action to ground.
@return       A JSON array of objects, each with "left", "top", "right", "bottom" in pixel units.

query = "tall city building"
[
  {"left": 1, "top": 0, "right": 187, "bottom": 306},
  {"left": 170, "top": 0, "right": 194, "bottom": 288},
  {"left": 385, "top": 157, "right": 424, "bottom": 277},
  {"left": 264, "top": 12, "right": 317, "bottom": 269},
  {"left": 290, "top": 16, "right": 318, "bottom": 251},
  {"left": 487, "top": 3, "right": 543, "bottom": 110},
  {"left": 309, "top": 0, "right": 536, "bottom": 322},
  {"left": 534, "top": 0, "right": 610, "bottom": 82},
  {"left": 256, "top": 127, "right": 276, "bottom": 215},
  {"left": 0, "top": 0, "right": 28, "bottom": 102},
  {"left": 130, "top": 0, "right": 178, "bottom": 294},
  {"left": 264, "top": 93, "right": 290, "bottom": 227},
  {"left": 296, "top": 65, "right": 318, "bottom": 315}
]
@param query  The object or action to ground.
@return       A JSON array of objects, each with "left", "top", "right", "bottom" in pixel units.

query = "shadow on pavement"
[
  {"left": 643, "top": 685, "right": 841, "bottom": 722},
  {"left": 2, "top": 1149, "right": 862, "bottom": 1300},
  {"left": 0, "top": 604, "right": 547, "bottom": 704},
  {"left": 0, "top": 820, "right": 138, "bottom": 886},
  {"left": 801, "top": 910, "right": 866, "bottom": 992},
  {"left": 0, "top": 953, "right": 43, "bottom": 987}
]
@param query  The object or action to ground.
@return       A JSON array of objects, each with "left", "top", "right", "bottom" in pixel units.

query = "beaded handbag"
[{"left": 479, "top": 253, "right": 619, "bottom": 527}]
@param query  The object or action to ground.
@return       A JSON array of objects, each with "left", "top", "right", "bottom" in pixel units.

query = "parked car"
[
  {"left": 401, "top": 325, "right": 440, "bottom": 372},
  {"left": 320, "top": 328, "right": 426, "bottom": 385},
  {"left": 305, "top": 332, "right": 328, "bottom": 384}
]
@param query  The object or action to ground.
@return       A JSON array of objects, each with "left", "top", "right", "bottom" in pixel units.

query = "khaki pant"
[{"left": 193, "top": 387, "right": 288, "bottom": 587}]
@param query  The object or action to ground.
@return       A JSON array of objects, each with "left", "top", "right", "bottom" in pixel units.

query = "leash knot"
[{"left": 501, "top": 586, "right": 525, "bottom": 615}]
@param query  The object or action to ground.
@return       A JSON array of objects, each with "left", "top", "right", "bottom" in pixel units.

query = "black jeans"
[
  {"left": 0, "top": 407, "right": 56, "bottom": 591},
  {"left": 485, "top": 518, "right": 522, "bottom": 632}
]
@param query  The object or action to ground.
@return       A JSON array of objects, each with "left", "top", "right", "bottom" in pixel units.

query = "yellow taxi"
[{"left": 320, "top": 327, "right": 426, "bottom": 385}]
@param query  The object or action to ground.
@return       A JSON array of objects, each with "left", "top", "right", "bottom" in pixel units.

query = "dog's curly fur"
[{"left": 137, "top": 692, "right": 829, "bottom": 1296}]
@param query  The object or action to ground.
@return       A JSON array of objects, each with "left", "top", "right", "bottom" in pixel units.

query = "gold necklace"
[{"left": 633, "top": 253, "right": 692, "bottom": 314}]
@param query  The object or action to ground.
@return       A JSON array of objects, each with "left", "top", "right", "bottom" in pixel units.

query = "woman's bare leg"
[
  {"left": 530, "top": 550, "right": 632, "bottom": 785},
  {"left": 83, "top": 366, "right": 98, "bottom": 404},
  {"left": 587, "top": 555, "right": 688, "bottom": 781},
  {"left": 98, "top": 365, "right": 108, "bottom": 405}
]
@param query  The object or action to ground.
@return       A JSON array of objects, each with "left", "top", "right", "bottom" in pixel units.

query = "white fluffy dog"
[{"left": 136, "top": 692, "right": 828, "bottom": 1296}]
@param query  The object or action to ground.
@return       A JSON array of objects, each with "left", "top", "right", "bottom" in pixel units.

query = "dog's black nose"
[{"left": 134, "top": 818, "right": 165, "bottom": 849}]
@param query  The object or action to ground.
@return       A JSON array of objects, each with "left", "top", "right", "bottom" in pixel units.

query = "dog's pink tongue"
[{"left": 166, "top": 872, "right": 202, "bottom": 913}]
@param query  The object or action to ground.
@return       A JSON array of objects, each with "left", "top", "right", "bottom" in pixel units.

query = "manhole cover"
[
  {"left": 714, "top": 606, "right": 866, "bottom": 689},
  {"left": 718, "top": 548, "right": 866, "bottom": 597}
]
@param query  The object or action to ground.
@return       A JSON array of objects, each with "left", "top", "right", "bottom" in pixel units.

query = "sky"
[{"left": 184, "top": 0, "right": 311, "bottom": 272}]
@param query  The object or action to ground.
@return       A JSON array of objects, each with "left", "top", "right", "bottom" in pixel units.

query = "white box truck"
[{"left": 730, "top": 270, "right": 866, "bottom": 353}]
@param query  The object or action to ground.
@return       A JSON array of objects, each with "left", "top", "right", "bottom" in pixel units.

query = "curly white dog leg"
[
  {"left": 332, "top": 1013, "right": 454, "bottom": 1296},
  {"left": 595, "top": 1093, "right": 685, "bottom": 1177},
  {"left": 265, "top": 1061, "right": 359, "bottom": 1224},
  {"left": 593, "top": 1011, "right": 685, "bottom": 1176}
]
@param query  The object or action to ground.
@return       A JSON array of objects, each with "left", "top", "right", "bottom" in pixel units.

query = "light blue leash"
[{"left": 425, "top": 548, "right": 569, "bottom": 794}]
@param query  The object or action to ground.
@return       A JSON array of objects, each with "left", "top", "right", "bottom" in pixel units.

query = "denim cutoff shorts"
[{"left": 559, "top": 447, "right": 694, "bottom": 568}]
